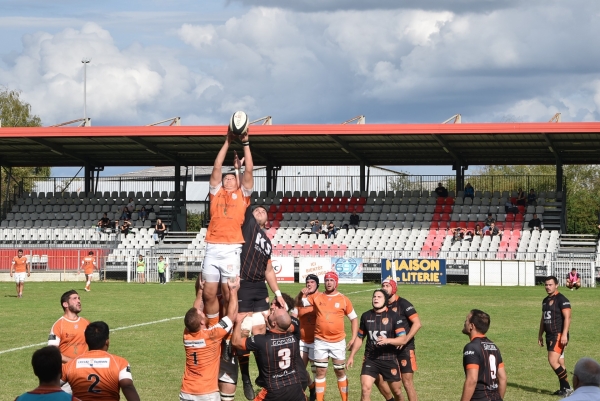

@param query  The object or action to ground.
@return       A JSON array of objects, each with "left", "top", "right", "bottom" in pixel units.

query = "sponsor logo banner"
[
  {"left": 331, "top": 257, "right": 363, "bottom": 283},
  {"left": 272, "top": 256, "right": 295, "bottom": 282},
  {"left": 381, "top": 259, "right": 446, "bottom": 285},
  {"left": 299, "top": 257, "right": 331, "bottom": 283}
]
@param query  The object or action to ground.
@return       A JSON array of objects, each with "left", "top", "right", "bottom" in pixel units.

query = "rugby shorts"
[
  {"left": 202, "top": 244, "right": 241, "bottom": 283},
  {"left": 397, "top": 347, "right": 418, "bottom": 374},
  {"left": 238, "top": 280, "right": 269, "bottom": 313},
  {"left": 299, "top": 340, "right": 315, "bottom": 361},
  {"left": 546, "top": 333, "right": 568, "bottom": 357},
  {"left": 179, "top": 391, "right": 220, "bottom": 401},
  {"left": 14, "top": 272, "right": 26, "bottom": 283},
  {"left": 314, "top": 338, "right": 346, "bottom": 361},
  {"left": 361, "top": 358, "right": 401, "bottom": 382}
]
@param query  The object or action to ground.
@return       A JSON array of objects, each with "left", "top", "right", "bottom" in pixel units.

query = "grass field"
[{"left": 1, "top": 280, "right": 599, "bottom": 401}]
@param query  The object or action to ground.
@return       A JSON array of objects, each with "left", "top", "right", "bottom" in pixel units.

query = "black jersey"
[
  {"left": 240, "top": 207, "right": 272, "bottom": 282},
  {"left": 463, "top": 336, "right": 504, "bottom": 401},
  {"left": 388, "top": 297, "right": 418, "bottom": 349},
  {"left": 542, "top": 291, "right": 571, "bottom": 336},
  {"left": 358, "top": 308, "right": 406, "bottom": 361},
  {"left": 244, "top": 329, "right": 303, "bottom": 392}
]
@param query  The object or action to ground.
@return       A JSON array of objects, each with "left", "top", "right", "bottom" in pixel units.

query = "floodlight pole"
[{"left": 82, "top": 58, "right": 91, "bottom": 120}]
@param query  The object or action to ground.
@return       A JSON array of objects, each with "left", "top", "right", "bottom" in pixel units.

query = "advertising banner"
[
  {"left": 331, "top": 257, "right": 363, "bottom": 283},
  {"left": 271, "top": 256, "right": 295, "bottom": 282},
  {"left": 299, "top": 257, "right": 330, "bottom": 283},
  {"left": 381, "top": 258, "right": 446, "bottom": 285}
]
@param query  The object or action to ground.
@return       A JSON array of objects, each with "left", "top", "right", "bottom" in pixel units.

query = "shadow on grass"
[
  {"left": 5, "top": 294, "right": 18, "bottom": 298},
  {"left": 507, "top": 382, "right": 553, "bottom": 395}
]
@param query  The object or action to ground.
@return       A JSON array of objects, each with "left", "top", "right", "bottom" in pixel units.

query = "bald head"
[
  {"left": 574, "top": 357, "right": 600, "bottom": 388},
  {"left": 272, "top": 308, "right": 292, "bottom": 332}
]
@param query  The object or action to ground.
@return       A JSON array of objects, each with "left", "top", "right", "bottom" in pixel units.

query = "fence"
[
  {"left": 21, "top": 176, "right": 178, "bottom": 197},
  {"left": 125, "top": 255, "right": 172, "bottom": 284},
  {"left": 0, "top": 248, "right": 111, "bottom": 272}
]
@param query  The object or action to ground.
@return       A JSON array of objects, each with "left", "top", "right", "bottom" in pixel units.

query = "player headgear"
[
  {"left": 382, "top": 277, "right": 397, "bottom": 295},
  {"left": 305, "top": 274, "right": 320, "bottom": 289},
  {"left": 324, "top": 271, "right": 339, "bottom": 287},
  {"left": 372, "top": 288, "right": 390, "bottom": 307}
]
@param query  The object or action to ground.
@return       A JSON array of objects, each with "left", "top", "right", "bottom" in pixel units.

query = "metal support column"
[
  {"left": 174, "top": 165, "right": 181, "bottom": 202},
  {"left": 266, "top": 164, "right": 272, "bottom": 193},
  {"left": 556, "top": 163, "right": 563, "bottom": 192},
  {"left": 453, "top": 164, "right": 468, "bottom": 192},
  {"left": 84, "top": 164, "right": 91, "bottom": 195},
  {"left": 360, "top": 163, "right": 366, "bottom": 192}
]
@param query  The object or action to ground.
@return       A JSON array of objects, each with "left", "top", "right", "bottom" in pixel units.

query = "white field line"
[{"left": 0, "top": 316, "right": 183, "bottom": 355}]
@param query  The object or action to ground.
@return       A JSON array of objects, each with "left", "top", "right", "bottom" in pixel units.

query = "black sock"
[
  {"left": 554, "top": 366, "right": 570, "bottom": 389},
  {"left": 239, "top": 354, "right": 251, "bottom": 382},
  {"left": 387, "top": 398, "right": 395, "bottom": 401}
]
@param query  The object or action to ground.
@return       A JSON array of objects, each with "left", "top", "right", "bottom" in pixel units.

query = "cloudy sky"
[{"left": 2, "top": 0, "right": 600, "bottom": 176}]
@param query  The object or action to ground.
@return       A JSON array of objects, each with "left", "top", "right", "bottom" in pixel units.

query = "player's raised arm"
[
  {"left": 120, "top": 378, "right": 141, "bottom": 401},
  {"left": 225, "top": 276, "right": 240, "bottom": 322},
  {"left": 231, "top": 311, "right": 249, "bottom": 351},
  {"left": 193, "top": 276, "right": 206, "bottom": 311},
  {"left": 210, "top": 131, "right": 234, "bottom": 187},
  {"left": 238, "top": 128, "right": 253, "bottom": 191},
  {"left": 264, "top": 261, "right": 285, "bottom": 308},
  {"left": 295, "top": 287, "right": 311, "bottom": 307}
]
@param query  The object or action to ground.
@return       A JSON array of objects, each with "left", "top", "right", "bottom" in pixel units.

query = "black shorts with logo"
[
  {"left": 397, "top": 347, "right": 418, "bottom": 374},
  {"left": 238, "top": 280, "right": 269, "bottom": 313},
  {"left": 361, "top": 358, "right": 401, "bottom": 382}
]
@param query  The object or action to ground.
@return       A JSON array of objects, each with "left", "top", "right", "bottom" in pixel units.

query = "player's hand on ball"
[{"left": 233, "top": 150, "right": 245, "bottom": 170}]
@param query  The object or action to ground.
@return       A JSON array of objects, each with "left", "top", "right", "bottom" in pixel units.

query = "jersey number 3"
[
  {"left": 278, "top": 348, "right": 291, "bottom": 369},
  {"left": 87, "top": 373, "right": 101, "bottom": 393}
]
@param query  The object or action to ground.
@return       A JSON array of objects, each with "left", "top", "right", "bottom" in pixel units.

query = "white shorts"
[
  {"left": 14, "top": 272, "right": 26, "bottom": 283},
  {"left": 314, "top": 338, "right": 346, "bottom": 361},
  {"left": 179, "top": 391, "right": 220, "bottom": 401},
  {"left": 300, "top": 340, "right": 315, "bottom": 361},
  {"left": 202, "top": 243, "right": 241, "bottom": 283}
]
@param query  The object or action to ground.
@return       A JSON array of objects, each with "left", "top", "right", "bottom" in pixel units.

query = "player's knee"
[
  {"left": 219, "top": 392, "right": 235, "bottom": 401},
  {"left": 333, "top": 362, "right": 346, "bottom": 371},
  {"left": 310, "top": 362, "right": 317, "bottom": 375},
  {"left": 314, "top": 361, "right": 328, "bottom": 369}
]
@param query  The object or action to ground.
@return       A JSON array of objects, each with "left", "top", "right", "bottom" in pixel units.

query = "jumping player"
[
  {"left": 378, "top": 278, "right": 422, "bottom": 401},
  {"left": 10, "top": 249, "right": 30, "bottom": 298},
  {"left": 201, "top": 129, "right": 254, "bottom": 318},
  {"left": 62, "top": 321, "right": 140, "bottom": 401},
  {"left": 566, "top": 268, "right": 581, "bottom": 291},
  {"left": 295, "top": 274, "right": 320, "bottom": 401},
  {"left": 347, "top": 289, "right": 407, "bottom": 401},
  {"left": 79, "top": 251, "right": 97, "bottom": 292},
  {"left": 298, "top": 271, "right": 358, "bottom": 401},
  {"left": 538, "top": 276, "right": 572, "bottom": 396},
  {"left": 180, "top": 277, "right": 240, "bottom": 401},
  {"left": 48, "top": 290, "right": 90, "bottom": 363},
  {"left": 461, "top": 309, "right": 507, "bottom": 401}
]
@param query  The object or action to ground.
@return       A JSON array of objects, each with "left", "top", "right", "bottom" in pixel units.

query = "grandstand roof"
[{"left": 1, "top": 122, "right": 599, "bottom": 167}]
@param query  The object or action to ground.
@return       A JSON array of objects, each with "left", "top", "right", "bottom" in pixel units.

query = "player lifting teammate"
[
  {"left": 298, "top": 271, "right": 358, "bottom": 401},
  {"left": 347, "top": 289, "right": 407, "bottom": 401},
  {"left": 461, "top": 309, "right": 506, "bottom": 401},
  {"left": 79, "top": 251, "right": 97, "bottom": 292},
  {"left": 10, "top": 249, "right": 30, "bottom": 298},
  {"left": 538, "top": 276, "right": 573, "bottom": 396},
  {"left": 295, "top": 274, "right": 319, "bottom": 401},
  {"left": 378, "top": 278, "right": 422, "bottom": 401}
]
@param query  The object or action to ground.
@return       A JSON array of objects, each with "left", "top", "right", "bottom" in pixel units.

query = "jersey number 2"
[
  {"left": 87, "top": 374, "right": 101, "bottom": 393},
  {"left": 278, "top": 348, "right": 291, "bottom": 369}
]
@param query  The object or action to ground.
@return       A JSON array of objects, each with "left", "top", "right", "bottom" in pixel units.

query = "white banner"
[
  {"left": 272, "top": 256, "right": 295, "bottom": 282},
  {"left": 299, "top": 257, "right": 331, "bottom": 283}
]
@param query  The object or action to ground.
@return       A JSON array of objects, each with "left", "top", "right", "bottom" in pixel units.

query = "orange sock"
[
  {"left": 315, "top": 377, "right": 326, "bottom": 401},
  {"left": 337, "top": 375, "right": 348, "bottom": 401}
]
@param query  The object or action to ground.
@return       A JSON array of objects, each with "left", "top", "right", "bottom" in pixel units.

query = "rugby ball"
[{"left": 229, "top": 111, "right": 249, "bottom": 136}]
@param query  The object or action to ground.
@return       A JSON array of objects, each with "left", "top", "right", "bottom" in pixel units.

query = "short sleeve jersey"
[
  {"left": 62, "top": 350, "right": 133, "bottom": 401},
  {"left": 388, "top": 297, "right": 419, "bottom": 349},
  {"left": 13, "top": 256, "right": 28, "bottom": 273},
  {"left": 240, "top": 207, "right": 272, "bottom": 282},
  {"left": 241, "top": 330, "right": 303, "bottom": 392},
  {"left": 298, "top": 295, "right": 318, "bottom": 344},
  {"left": 181, "top": 316, "right": 233, "bottom": 396},
  {"left": 15, "top": 387, "right": 81, "bottom": 401},
  {"left": 48, "top": 317, "right": 90, "bottom": 359},
  {"left": 463, "top": 336, "right": 504, "bottom": 401},
  {"left": 542, "top": 291, "right": 571, "bottom": 336},
  {"left": 206, "top": 183, "right": 251, "bottom": 244},
  {"left": 357, "top": 308, "right": 405, "bottom": 360},
  {"left": 81, "top": 257, "right": 95, "bottom": 275},
  {"left": 305, "top": 292, "right": 357, "bottom": 343}
]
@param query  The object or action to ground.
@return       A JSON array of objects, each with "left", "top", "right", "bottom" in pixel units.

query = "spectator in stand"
[
  {"left": 474, "top": 224, "right": 483, "bottom": 238},
  {"left": 505, "top": 199, "right": 519, "bottom": 214},
  {"left": 139, "top": 206, "right": 148, "bottom": 222},
  {"left": 154, "top": 219, "right": 167, "bottom": 242},
  {"left": 450, "top": 227, "right": 464, "bottom": 244},
  {"left": 120, "top": 219, "right": 132, "bottom": 236},
  {"left": 482, "top": 213, "right": 496, "bottom": 234},
  {"left": 320, "top": 221, "right": 328, "bottom": 235},
  {"left": 527, "top": 189, "right": 537, "bottom": 206},
  {"left": 464, "top": 183, "right": 474, "bottom": 200},
  {"left": 308, "top": 219, "right": 320, "bottom": 236},
  {"left": 348, "top": 212, "right": 360, "bottom": 230},
  {"left": 488, "top": 222, "right": 501, "bottom": 237},
  {"left": 120, "top": 198, "right": 135, "bottom": 220},
  {"left": 463, "top": 230, "right": 473, "bottom": 242},
  {"left": 97, "top": 213, "right": 111, "bottom": 231},
  {"left": 516, "top": 188, "right": 527, "bottom": 206},
  {"left": 528, "top": 213, "right": 543, "bottom": 231},
  {"left": 327, "top": 221, "right": 337, "bottom": 239},
  {"left": 435, "top": 183, "right": 448, "bottom": 198}
]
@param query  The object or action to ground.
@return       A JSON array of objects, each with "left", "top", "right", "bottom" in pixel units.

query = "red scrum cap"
[
  {"left": 324, "top": 271, "right": 339, "bottom": 287},
  {"left": 382, "top": 277, "right": 397, "bottom": 295}
]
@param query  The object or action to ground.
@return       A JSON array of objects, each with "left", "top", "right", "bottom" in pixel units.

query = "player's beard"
[{"left": 68, "top": 304, "right": 81, "bottom": 314}]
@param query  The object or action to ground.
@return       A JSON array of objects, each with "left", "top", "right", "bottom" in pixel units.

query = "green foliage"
[{"left": 186, "top": 211, "right": 205, "bottom": 231}]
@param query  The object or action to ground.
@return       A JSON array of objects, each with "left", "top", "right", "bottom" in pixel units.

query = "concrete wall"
[{"left": 0, "top": 272, "right": 99, "bottom": 282}]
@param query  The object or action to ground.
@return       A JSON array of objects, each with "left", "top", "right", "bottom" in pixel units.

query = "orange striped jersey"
[
  {"left": 303, "top": 292, "right": 357, "bottom": 343},
  {"left": 463, "top": 335, "right": 504, "bottom": 401},
  {"left": 48, "top": 317, "right": 90, "bottom": 360},
  {"left": 181, "top": 316, "right": 233, "bottom": 395},
  {"left": 13, "top": 256, "right": 28, "bottom": 273},
  {"left": 81, "top": 256, "right": 96, "bottom": 275},
  {"left": 205, "top": 183, "right": 251, "bottom": 244},
  {"left": 297, "top": 295, "right": 318, "bottom": 344},
  {"left": 357, "top": 308, "right": 405, "bottom": 360},
  {"left": 62, "top": 350, "right": 133, "bottom": 401}
]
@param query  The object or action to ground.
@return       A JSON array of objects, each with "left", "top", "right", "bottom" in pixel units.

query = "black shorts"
[
  {"left": 262, "top": 384, "right": 306, "bottom": 401},
  {"left": 238, "top": 280, "right": 269, "bottom": 313},
  {"left": 218, "top": 340, "right": 239, "bottom": 384},
  {"left": 546, "top": 333, "right": 568, "bottom": 354},
  {"left": 397, "top": 347, "right": 417, "bottom": 374},
  {"left": 361, "top": 358, "right": 401, "bottom": 382}
]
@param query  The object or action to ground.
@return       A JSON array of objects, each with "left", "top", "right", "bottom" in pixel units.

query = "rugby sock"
[
  {"left": 387, "top": 398, "right": 395, "bottom": 401},
  {"left": 337, "top": 376, "right": 348, "bottom": 401},
  {"left": 554, "top": 366, "right": 570, "bottom": 389},
  {"left": 315, "top": 377, "right": 326, "bottom": 401},
  {"left": 239, "top": 353, "right": 251, "bottom": 381}
]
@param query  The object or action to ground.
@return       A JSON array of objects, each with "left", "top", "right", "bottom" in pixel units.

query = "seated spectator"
[
  {"left": 488, "top": 222, "right": 501, "bottom": 237},
  {"left": 154, "top": 218, "right": 167, "bottom": 241},
  {"left": 349, "top": 212, "right": 360, "bottom": 230},
  {"left": 450, "top": 227, "right": 464, "bottom": 244},
  {"left": 139, "top": 206, "right": 148, "bottom": 222},
  {"left": 527, "top": 188, "right": 537, "bottom": 206},
  {"left": 505, "top": 199, "right": 519, "bottom": 214},
  {"left": 15, "top": 346, "right": 73, "bottom": 401},
  {"left": 516, "top": 188, "right": 526, "bottom": 206},
  {"left": 528, "top": 213, "right": 542, "bottom": 231},
  {"left": 327, "top": 221, "right": 337, "bottom": 238},
  {"left": 120, "top": 219, "right": 132, "bottom": 236},
  {"left": 435, "top": 183, "right": 448, "bottom": 198},
  {"left": 309, "top": 220, "right": 320, "bottom": 236},
  {"left": 463, "top": 230, "right": 473, "bottom": 242},
  {"left": 474, "top": 224, "right": 483, "bottom": 238},
  {"left": 120, "top": 197, "right": 135, "bottom": 220},
  {"left": 97, "top": 213, "right": 111, "bottom": 231},
  {"left": 464, "top": 183, "right": 474, "bottom": 200},
  {"left": 483, "top": 213, "right": 496, "bottom": 233},
  {"left": 320, "top": 221, "right": 328, "bottom": 235}
]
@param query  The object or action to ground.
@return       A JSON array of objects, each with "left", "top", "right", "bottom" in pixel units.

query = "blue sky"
[{"left": 2, "top": 1, "right": 600, "bottom": 177}]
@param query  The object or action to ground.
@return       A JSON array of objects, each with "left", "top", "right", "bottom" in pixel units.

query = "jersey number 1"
[{"left": 87, "top": 374, "right": 101, "bottom": 393}]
